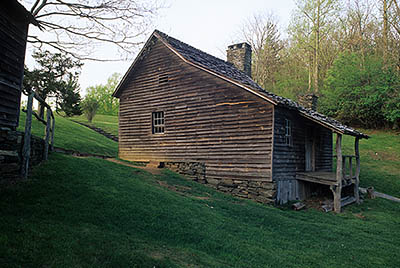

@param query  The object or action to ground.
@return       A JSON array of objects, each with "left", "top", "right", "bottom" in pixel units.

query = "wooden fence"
[{"left": 21, "top": 90, "right": 55, "bottom": 179}]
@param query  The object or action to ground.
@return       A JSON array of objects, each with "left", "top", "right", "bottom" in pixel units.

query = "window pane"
[{"left": 152, "top": 111, "right": 165, "bottom": 134}]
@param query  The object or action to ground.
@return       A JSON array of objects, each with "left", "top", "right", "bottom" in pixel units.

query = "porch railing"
[
  {"left": 334, "top": 155, "right": 361, "bottom": 183},
  {"left": 21, "top": 90, "right": 55, "bottom": 179}
]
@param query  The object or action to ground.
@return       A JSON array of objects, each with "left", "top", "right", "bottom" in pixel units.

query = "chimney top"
[
  {"left": 298, "top": 94, "right": 319, "bottom": 111},
  {"left": 228, "top": 42, "right": 251, "bottom": 50},
  {"left": 227, "top": 42, "right": 252, "bottom": 77}
]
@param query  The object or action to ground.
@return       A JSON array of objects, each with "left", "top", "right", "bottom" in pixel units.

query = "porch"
[{"left": 297, "top": 134, "right": 363, "bottom": 213}]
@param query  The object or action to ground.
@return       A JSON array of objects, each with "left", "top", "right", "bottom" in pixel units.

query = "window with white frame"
[
  {"left": 285, "top": 119, "right": 292, "bottom": 145},
  {"left": 152, "top": 111, "right": 164, "bottom": 134}
]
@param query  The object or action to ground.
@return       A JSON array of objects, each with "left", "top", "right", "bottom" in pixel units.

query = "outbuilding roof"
[
  {"left": 4, "top": 0, "right": 40, "bottom": 26},
  {"left": 114, "top": 30, "right": 369, "bottom": 139}
]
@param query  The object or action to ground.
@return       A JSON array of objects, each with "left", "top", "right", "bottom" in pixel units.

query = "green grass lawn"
[
  {"left": 18, "top": 112, "right": 118, "bottom": 157},
  {"left": 0, "top": 152, "right": 399, "bottom": 267},
  {"left": 341, "top": 129, "right": 400, "bottom": 197},
  {"left": 5, "top": 113, "right": 400, "bottom": 267},
  {"left": 72, "top": 114, "right": 119, "bottom": 137}
]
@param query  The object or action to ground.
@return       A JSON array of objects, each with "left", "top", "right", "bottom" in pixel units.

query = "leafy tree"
[
  {"left": 86, "top": 73, "right": 121, "bottom": 115},
  {"left": 81, "top": 97, "right": 99, "bottom": 123},
  {"left": 23, "top": 50, "right": 83, "bottom": 118},
  {"left": 320, "top": 51, "right": 400, "bottom": 128}
]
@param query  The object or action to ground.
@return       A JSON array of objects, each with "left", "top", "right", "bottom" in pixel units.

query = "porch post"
[
  {"left": 333, "top": 133, "right": 343, "bottom": 213},
  {"left": 354, "top": 137, "right": 360, "bottom": 204}
]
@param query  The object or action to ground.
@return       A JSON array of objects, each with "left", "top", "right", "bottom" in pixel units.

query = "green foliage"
[
  {"left": 86, "top": 73, "right": 121, "bottom": 115},
  {"left": 81, "top": 97, "right": 99, "bottom": 123},
  {"left": 23, "top": 50, "right": 83, "bottom": 117},
  {"left": 320, "top": 52, "right": 400, "bottom": 128},
  {"left": 57, "top": 79, "right": 82, "bottom": 117}
]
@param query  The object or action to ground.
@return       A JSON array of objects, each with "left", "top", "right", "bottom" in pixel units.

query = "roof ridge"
[
  {"left": 117, "top": 29, "right": 369, "bottom": 138},
  {"left": 154, "top": 29, "right": 236, "bottom": 68}
]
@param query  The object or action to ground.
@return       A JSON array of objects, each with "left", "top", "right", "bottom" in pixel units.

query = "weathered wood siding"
[
  {"left": 0, "top": 4, "right": 29, "bottom": 129},
  {"left": 273, "top": 106, "right": 332, "bottom": 203},
  {"left": 118, "top": 38, "right": 274, "bottom": 182}
]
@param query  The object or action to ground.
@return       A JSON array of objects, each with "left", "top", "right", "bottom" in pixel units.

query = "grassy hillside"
[
  {"left": 18, "top": 112, "right": 118, "bottom": 157},
  {"left": 342, "top": 129, "right": 400, "bottom": 196},
  {"left": 4, "top": 113, "right": 399, "bottom": 267},
  {"left": 72, "top": 114, "right": 119, "bottom": 136},
  {"left": 0, "top": 153, "right": 399, "bottom": 267}
]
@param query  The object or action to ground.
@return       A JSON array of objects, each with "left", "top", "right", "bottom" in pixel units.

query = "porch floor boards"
[
  {"left": 297, "top": 171, "right": 355, "bottom": 187},
  {"left": 296, "top": 171, "right": 338, "bottom": 186}
]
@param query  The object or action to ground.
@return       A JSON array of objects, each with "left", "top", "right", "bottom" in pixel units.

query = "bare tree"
[
  {"left": 22, "top": 0, "right": 164, "bottom": 61},
  {"left": 240, "top": 12, "right": 283, "bottom": 90},
  {"left": 291, "top": 0, "right": 340, "bottom": 93}
]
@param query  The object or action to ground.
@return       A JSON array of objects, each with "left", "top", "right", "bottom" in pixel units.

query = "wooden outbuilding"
[
  {"left": 0, "top": 0, "right": 38, "bottom": 129},
  {"left": 113, "top": 30, "right": 369, "bottom": 212}
]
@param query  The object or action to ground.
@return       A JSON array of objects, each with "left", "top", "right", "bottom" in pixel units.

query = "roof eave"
[{"left": 299, "top": 110, "right": 369, "bottom": 139}]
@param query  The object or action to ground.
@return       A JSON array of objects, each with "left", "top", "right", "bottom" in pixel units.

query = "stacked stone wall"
[
  {"left": 164, "top": 160, "right": 276, "bottom": 204},
  {"left": 0, "top": 127, "right": 45, "bottom": 182},
  {"left": 207, "top": 178, "right": 276, "bottom": 204},
  {"left": 165, "top": 161, "right": 206, "bottom": 183}
]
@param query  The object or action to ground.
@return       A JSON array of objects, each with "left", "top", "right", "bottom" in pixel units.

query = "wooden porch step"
[{"left": 341, "top": 196, "right": 356, "bottom": 207}]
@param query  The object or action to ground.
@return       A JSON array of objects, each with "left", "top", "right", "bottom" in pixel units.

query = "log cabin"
[
  {"left": 113, "top": 30, "right": 369, "bottom": 212},
  {"left": 0, "top": 0, "right": 40, "bottom": 180},
  {"left": 0, "top": 0, "right": 38, "bottom": 129}
]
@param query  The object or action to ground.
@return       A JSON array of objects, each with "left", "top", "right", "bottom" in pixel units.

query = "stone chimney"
[
  {"left": 298, "top": 93, "right": 318, "bottom": 111},
  {"left": 227, "top": 42, "right": 252, "bottom": 77}
]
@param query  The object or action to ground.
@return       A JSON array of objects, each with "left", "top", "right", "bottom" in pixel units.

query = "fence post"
[
  {"left": 21, "top": 91, "right": 34, "bottom": 179},
  {"left": 50, "top": 113, "right": 55, "bottom": 152},
  {"left": 44, "top": 107, "right": 51, "bottom": 160},
  {"left": 354, "top": 137, "right": 360, "bottom": 204}
]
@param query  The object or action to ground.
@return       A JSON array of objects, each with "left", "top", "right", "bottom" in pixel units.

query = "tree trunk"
[
  {"left": 314, "top": 0, "right": 320, "bottom": 93},
  {"left": 308, "top": 54, "right": 312, "bottom": 92},
  {"left": 38, "top": 103, "right": 45, "bottom": 119},
  {"left": 383, "top": 0, "right": 389, "bottom": 65}
]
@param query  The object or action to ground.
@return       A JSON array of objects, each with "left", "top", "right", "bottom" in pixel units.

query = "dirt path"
[
  {"left": 71, "top": 120, "right": 118, "bottom": 142},
  {"left": 106, "top": 158, "right": 162, "bottom": 175}
]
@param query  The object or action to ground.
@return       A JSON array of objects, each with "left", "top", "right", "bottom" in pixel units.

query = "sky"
[{"left": 24, "top": 0, "right": 296, "bottom": 94}]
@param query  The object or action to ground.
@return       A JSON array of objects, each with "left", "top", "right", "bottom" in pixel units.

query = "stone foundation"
[
  {"left": 164, "top": 160, "right": 276, "bottom": 204},
  {"left": 208, "top": 179, "right": 276, "bottom": 204},
  {"left": 164, "top": 161, "right": 206, "bottom": 183},
  {"left": 0, "top": 127, "right": 45, "bottom": 182}
]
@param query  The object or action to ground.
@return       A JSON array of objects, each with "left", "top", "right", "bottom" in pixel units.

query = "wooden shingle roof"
[{"left": 114, "top": 30, "right": 369, "bottom": 139}]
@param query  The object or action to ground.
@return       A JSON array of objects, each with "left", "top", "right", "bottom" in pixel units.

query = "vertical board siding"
[
  {"left": 0, "top": 7, "right": 29, "bottom": 129},
  {"left": 273, "top": 106, "right": 333, "bottom": 203},
  {"left": 118, "top": 39, "right": 274, "bottom": 182}
]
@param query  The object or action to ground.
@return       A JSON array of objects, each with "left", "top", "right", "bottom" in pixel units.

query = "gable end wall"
[{"left": 118, "top": 39, "right": 276, "bottom": 203}]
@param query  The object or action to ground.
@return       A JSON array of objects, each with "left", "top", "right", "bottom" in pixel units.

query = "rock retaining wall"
[
  {"left": 208, "top": 179, "right": 276, "bottom": 204},
  {"left": 0, "top": 127, "right": 45, "bottom": 182},
  {"left": 165, "top": 161, "right": 277, "bottom": 204},
  {"left": 165, "top": 161, "right": 206, "bottom": 183}
]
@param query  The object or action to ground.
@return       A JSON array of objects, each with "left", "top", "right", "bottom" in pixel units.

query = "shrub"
[
  {"left": 320, "top": 51, "right": 400, "bottom": 128},
  {"left": 81, "top": 97, "right": 99, "bottom": 123}
]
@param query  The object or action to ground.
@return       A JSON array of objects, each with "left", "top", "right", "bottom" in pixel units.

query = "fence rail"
[{"left": 21, "top": 90, "right": 55, "bottom": 179}]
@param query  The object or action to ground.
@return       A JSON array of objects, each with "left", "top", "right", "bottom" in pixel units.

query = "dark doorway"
[{"left": 305, "top": 127, "right": 315, "bottom": 171}]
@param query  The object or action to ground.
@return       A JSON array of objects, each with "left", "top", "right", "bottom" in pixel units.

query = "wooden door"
[{"left": 305, "top": 127, "right": 314, "bottom": 171}]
